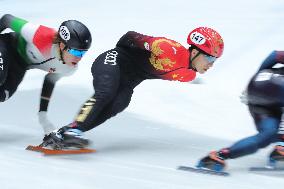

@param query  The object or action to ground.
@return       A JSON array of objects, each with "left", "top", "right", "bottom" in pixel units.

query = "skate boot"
[
  {"left": 268, "top": 142, "right": 284, "bottom": 167},
  {"left": 197, "top": 150, "right": 228, "bottom": 172},
  {"left": 41, "top": 131, "right": 65, "bottom": 149},
  {"left": 42, "top": 123, "right": 89, "bottom": 149},
  {"left": 60, "top": 126, "right": 89, "bottom": 148}
]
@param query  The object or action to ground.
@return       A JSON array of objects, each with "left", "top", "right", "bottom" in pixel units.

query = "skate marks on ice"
[
  {"left": 250, "top": 166, "right": 284, "bottom": 171},
  {"left": 249, "top": 162, "right": 284, "bottom": 178}
]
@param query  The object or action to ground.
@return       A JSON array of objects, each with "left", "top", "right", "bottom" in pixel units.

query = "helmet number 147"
[{"left": 190, "top": 32, "right": 206, "bottom": 45}]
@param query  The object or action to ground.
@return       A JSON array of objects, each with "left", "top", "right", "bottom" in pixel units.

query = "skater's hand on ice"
[{"left": 240, "top": 90, "right": 248, "bottom": 105}]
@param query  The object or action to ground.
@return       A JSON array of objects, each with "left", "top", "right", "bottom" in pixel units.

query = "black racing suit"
[
  {"left": 74, "top": 48, "right": 146, "bottom": 131},
  {"left": 73, "top": 31, "right": 195, "bottom": 132},
  {"left": 0, "top": 32, "right": 27, "bottom": 101}
]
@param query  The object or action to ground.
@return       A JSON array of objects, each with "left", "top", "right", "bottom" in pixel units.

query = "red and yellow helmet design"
[{"left": 187, "top": 27, "right": 224, "bottom": 58}]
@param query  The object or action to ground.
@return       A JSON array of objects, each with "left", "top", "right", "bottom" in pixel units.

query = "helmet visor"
[
  {"left": 204, "top": 54, "right": 217, "bottom": 64},
  {"left": 67, "top": 48, "right": 87, "bottom": 58}
]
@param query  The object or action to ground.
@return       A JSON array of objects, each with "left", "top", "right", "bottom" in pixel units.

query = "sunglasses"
[
  {"left": 67, "top": 48, "right": 87, "bottom": 58},
  {"left": 204, "top": 54, "right": 217, "bottom": 64}
]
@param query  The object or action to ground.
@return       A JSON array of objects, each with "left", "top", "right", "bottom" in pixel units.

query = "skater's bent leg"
[
  {"left": 0, "top": 39, "right": 10, "bottom": 86},
  {"left": 90, "top": 87, "right": 134, "bottom": 127},
  {"left": 227, "top": 116, "right": 279, "bottom": 159},
  {"left": 0, "top": 60, "right": 26, "bottom": 102},
  {"left": 75, "top": 87, "right": 133, "bottom": 131},
  {"left": 73, "top": 50, "right": 121, "bottom": 131}
]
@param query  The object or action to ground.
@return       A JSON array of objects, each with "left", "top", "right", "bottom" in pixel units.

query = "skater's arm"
[
  {"left": 38, "top": 73, "right": 61, "bottom": 134},
  {"left": 0, "top": 14, "right": 28, "bottom": 33},
  {"left": 39, "top": 73, "right": 61, "bottom": 112},
  {"left": 258, "top": 51, "right": 284, "bottom": 71}
]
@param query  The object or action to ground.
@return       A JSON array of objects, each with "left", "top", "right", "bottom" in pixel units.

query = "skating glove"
[
  {"left": 38, "top": 111, "right": 56, "bottom": 135},
  {"left": 240, "top": 90, "right": 248, "bottom": 105}
]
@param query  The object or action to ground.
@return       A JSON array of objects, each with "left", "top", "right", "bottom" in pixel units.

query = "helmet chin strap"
[
  {"left": 189, "top": 51, "right": 201, "bottom": 71},
  {"left": 59, "top": 43, "right": 68, "bottom": 64}
]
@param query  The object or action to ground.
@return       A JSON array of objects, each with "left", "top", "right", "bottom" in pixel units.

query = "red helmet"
[{"left": 187, "top": 27, "right": 224, "bottom": 58}]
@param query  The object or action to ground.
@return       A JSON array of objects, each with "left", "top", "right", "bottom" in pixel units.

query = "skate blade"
[
  {"left": 249, "top": 166, "right": 284, "bottom": 171},
  {"left": 26, "top": 145, "right": 96, "bottom": 155},
  {"left": 177, "top": 166, "right": 229, "bottom": 176}
]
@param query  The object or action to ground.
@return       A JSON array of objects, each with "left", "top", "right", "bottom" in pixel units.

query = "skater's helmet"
[
  {"left": 187, "top": 27, "right": 224, "bottom": 58},
  {"left": 58, "top": 20, "right": 92, "bottom": 50}
]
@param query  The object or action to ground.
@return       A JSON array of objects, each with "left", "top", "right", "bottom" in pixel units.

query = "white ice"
[{"left": 0, "top": 0, "right": 284, "bottom": 188}]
